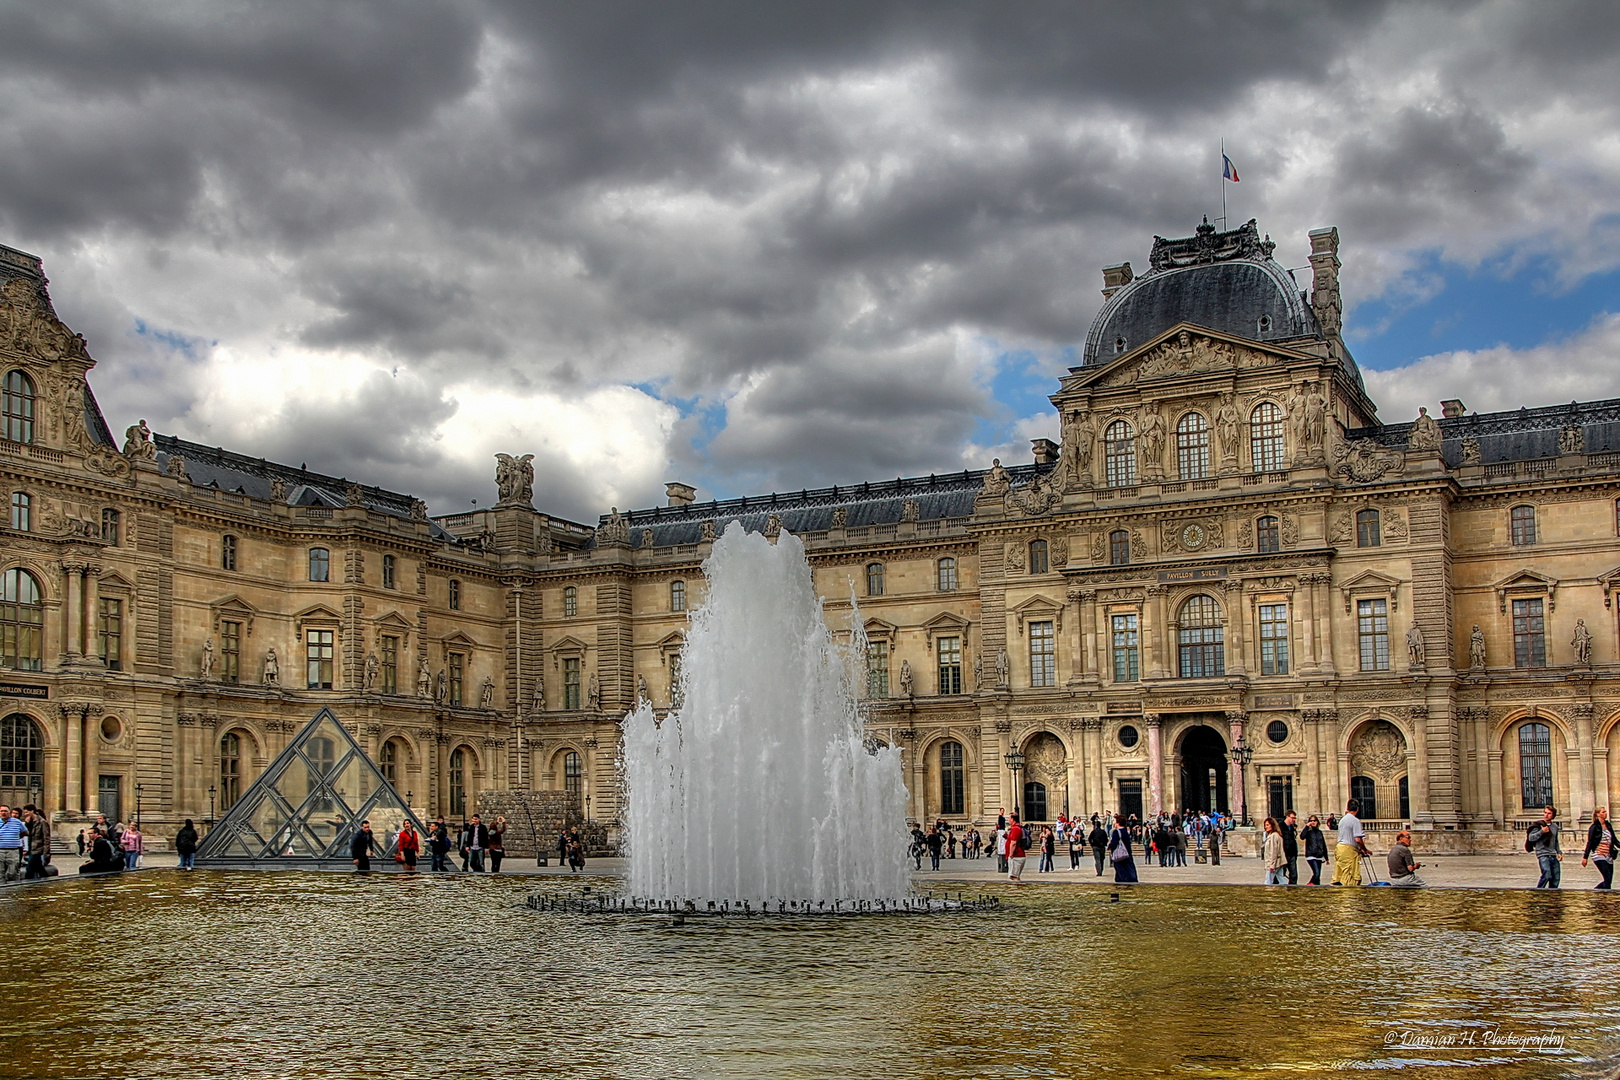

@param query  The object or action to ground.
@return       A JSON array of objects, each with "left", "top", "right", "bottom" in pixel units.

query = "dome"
[{"left": 1082, "top": 218, "right": 1325, "bottom": 368}]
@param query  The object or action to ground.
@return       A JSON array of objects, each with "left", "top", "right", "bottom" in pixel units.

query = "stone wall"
[{"left": 477, "top": 789, "right": 570, "bottom": 858}]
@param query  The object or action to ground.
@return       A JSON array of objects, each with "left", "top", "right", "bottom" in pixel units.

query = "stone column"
[
  {"left": 1071, "top": 589, "right": 1096, "bottom": 681},
  {"left": 81, "top": 565, "right": 101, "bottom": 659},
  {"left": 1144, "top": 585, "right": 1167, "bottom": 679},
  {"left": 1486, "top": 749, "right": 1506, "bottom": 828},
  {"left": 1312, "top": 574, "right": 1336, "bottom": 675},
  {"left": 994, "top": 719, "right": 1012, "bottom": 817},
  {"left": 1223, "top": 581, "right": 1247, "bottom": 677},
  {"left": 1146, "top": 714, "right": 1164, "bottom": 816},
  {"left": 1303, "top": 711, "right": 1325, "bottom": 818},
  {"left": 62, "top": 706, "right": 83, "bottom": 814},
  {"left": 82, "top": 710, "right": 100, "bottom": 814},
  {"left": 1226, "top": 711, "right": 1247, "bottom": 823},
  {"left": 1574, "top": 704, "right": 1596, "bottom": 822},
  {"left": 60, "top": 559, "right": 84, "bottom": 660},
  {"left": 1299, "top": 573, "right": 1319, "bottom": 672}
]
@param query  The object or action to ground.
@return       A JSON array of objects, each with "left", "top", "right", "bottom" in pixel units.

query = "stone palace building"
[{"left": 4, "top": 219, "right": 1620, "bottom": 851}]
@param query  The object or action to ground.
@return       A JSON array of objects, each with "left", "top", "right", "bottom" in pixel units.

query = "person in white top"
[{"left": 1333, "top": 798, "right": 1370, "bottom": 886}]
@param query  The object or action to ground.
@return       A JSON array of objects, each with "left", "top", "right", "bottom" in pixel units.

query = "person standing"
[
  {"left": 22, "top": 807, "right": 49, "bottom": 880},
  {"left": 430, "top": 817, "right": 451, "bottom": 872},
  {"left": 925, "top": 826, "right": 944, "bottom": 871},
  {"left": 1088, "top": 819, "right": 1108, "bottom": 876},
  {"left": 396, "top": 821, "right": 421, "bottom": 871},
  {"left": 1582, "top": 807, "right": 1616, "bottom": 890},
  {"left": 1067, "top": 825, "right": 1081, "bottom": 870},
  {"left": 1333, "top": 799, "right": 1370, "bottom": 886},
  {"left": 1528, "top": 805, "right": 1563, "bottom": 889},
  {"left": 121, "top": 821, "right": 144, "bottom": 871},
  {"left": 995, "top": 824, "right": 1009, "bottom": 874},
  {"left": 462, "top": 814, "right": 489, "bottom": 873},
  {"left": 1301, "top": 815, "right": 1328, "bottom": 885},
  {"left": 488, "top": 816, "right": 507, "bottom": 873},
  {"left": 0, "top": 805, "right": 26, "bottom": 882},
  {"left": 1261, "top": 818, "right": 1286, "bottom": 884},
  {"left": 351, "top": 820, "right": 378, "bottom": 873},
  {"left": 1386, "top": 830, "right": 1426, "bottom": 887},
  {"left": 1039, "top": 826, "right": 1055, "bottom": 873},
  {"left": 174, "top": 819, "right": 199, "bottom": 871},
  {"left": 76, "top": 829, "right": 86, "bottom": 857},
  {"left": 1280, "top": 811, "right": 1300, "bottom": 886},
  {"left": 1108, "top": 814, "right": 1138, "bottom": 884},
  {"left": 1005, "top": 815, "right": 1027, "bottom": 883},
  {"left": 556, "top": 824, "right": 569, "bottom": 867}
]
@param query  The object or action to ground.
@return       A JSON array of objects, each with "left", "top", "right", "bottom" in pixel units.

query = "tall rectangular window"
[
  {"left": 1356, "top": 510, "right": 1381, "bottom": 548},
  {"left": 1028, "top": 620, "right": 1055, "bottom": 687},
  {"left": 866, "top": 640, "right": 889, "bottom": 698},
  {"left": 448, "top": 652, "right": 464, "bottom": 705},
  {"left": 306, "top": 629, "right": 334, "bottom": 689},
  {"left": 1510, "top": 505, "right": 1537, "bottom": 546},
  {"left": 1256, "top": 516, "right": 1280, "bottom": 553},
  {"left": 1518, "top": 722, "right": 1553, "bottom": 809},
  {"left": 563, "top": 657, "right": 582, "bottom": 710},
  {"left": 101, "top": 508, "right": 120, "bottom": 545},
  {"left": 98, "top": 598, "right": 123, "bottom": 672},
  {"left": 670, "top": 580, "right": 686, "bottom": 611},
  {"left": 937, "top": 636, "right": 962, "bottom": 695},
  {"left": 1028, "top": 540, "right": 1049, "bottom": 575},
  {"left": 10, "top": 492, "right": 29, "bottom": 532},
  {"left": 1258, "top": 603, "right": 1289, "bottom": 676},
  {"left": 308, "top": 547, "right": 329, "bottom": 582},
  {"left": 866, "top": 563, "right": 885, "bottom": 596},
  {"left": 448, "top": 579, "right": 461, "bottom": 610},
  {"left": 222, "top": 534, "right": 237, "bottom": 571},
  {"left": 1110, "top": 530, "right": 1130, "bottom": 566},
  {"left": 380, "top": 635, "right": 398, "bottom": 694},
  {"left": 563, "top": 587, "right": 577, "bottom": 617},
  {"left": 1111, "top": 613, "right": 1139, "bottom": 682},
  {"left": 220, "top": 620, "right": 241, "bottom": 684},
  {"left": 1512, "top": 598, "right": 1546, "bottom": 668},
  {"left": 382, "top": 554, "right": 395, "bottom": 589},
  {"left": 940, "top": 741, "right": 965, "bottom": 816},
  {"left": 1357, "top": 599, "right": 1389, "bottom": 672}
]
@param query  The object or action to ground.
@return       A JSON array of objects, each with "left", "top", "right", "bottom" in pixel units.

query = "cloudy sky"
[{"left": 3, "top": 2, "right": 1618, "bottom": 521}]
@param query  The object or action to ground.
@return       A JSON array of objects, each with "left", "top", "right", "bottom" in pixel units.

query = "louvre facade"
[{"left": 3, "top": 220, "right": 1619, "bottom": 851}]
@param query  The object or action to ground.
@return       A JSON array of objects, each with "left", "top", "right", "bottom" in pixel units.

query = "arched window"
[
  {"left": 219, "top": 731, "right": 243, "bottom": 811},
  {"left": 379, "top": 738, "right": 401, "bottom": 787},
  {"left": 563, "top": 586, "right": 578, "bottom": 617},
  {"left": 382, "top": 554, "right": 396, "bottom": 589},
  {"left": 308, "top": 547, "right": 330, "bottom": 582},
  {"left": 1, "top": 568, "right": 44, "bottom": 672},
  {"left": 1250, "top": 402, "right": 1285, "bottom": 472},
  {"left": 937, "top": 557, "right": 957, "bottom": 592},
  {"left": 940, "top": 740, "right": 965, "bottom": 816},
  {"left": 1177, "top": 594, "right": 1225, "bottom": 678},
  {"left": 0, "top": 713, "right": 43, "bottom": 804},
  {"left": 1110, "top": 529, "right": 1130, "bottom": 565},
  {"left": 448, "top": 579, "right": 461, "bottom": 610},
  {"left": 1510, "top": 505, "right": 1537, "bottom": 546},
  {"left": 563, "top": 750, "right": 583, "bottom": 810},
  {"left": 1256, "top": 515, "right": 1280, "bottom": 553},
  {"left": 1350, "top": 776, "right": 1378, "bottom": 819},
  {"left": 449, "top": 747, "right": 467, "bottom": 817},
  {"left": 1356, "top": 509, "right": 1381, "bottom": 548},
  {"left": 1028, "top": 539, "right": 1049, "bottom": 575},
  {"left": 101, "top": 508, "right": 120, "bottom": 545},
  {"left": 9, "top": 492, "right": 29, "bottom": 532},
  {"left": 670, "top": 580, "right": 686, "bottom": 611},
  {"left": 1518, "top": 722, "right": 1553, "bottom": 809},
  {"left": 1176, "top": 412, "right": 1210, "bottom": 480},
  {"left": 221, "top": 534, "right": 237, "bottom": 571},
  {"left": 2, "top": 371, "right": 35, "bottom": 444},
  {"left": 1104, "top": 421, "right": 1136, "bottom": 487},
  {"left": 866, "top": 562, "right": 885, "bottom": 597}
]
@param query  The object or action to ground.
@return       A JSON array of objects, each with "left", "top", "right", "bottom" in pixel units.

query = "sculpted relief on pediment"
[{"left": 1095, "top": 330, "right": 1282, "bottom": 388}]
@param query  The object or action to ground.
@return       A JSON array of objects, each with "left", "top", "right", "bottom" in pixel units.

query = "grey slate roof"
[{"left": 1347, "top": 397, "right": 1620, "bottom": 467}]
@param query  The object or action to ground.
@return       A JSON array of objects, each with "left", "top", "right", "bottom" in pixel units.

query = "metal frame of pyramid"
[{"left": 195, "top": 707, "right": 427, "bottom": 870}]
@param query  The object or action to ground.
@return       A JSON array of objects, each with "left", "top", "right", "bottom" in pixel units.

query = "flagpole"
[{"left": 1220, "top": 138, "right": 1227, "bottom": 229}]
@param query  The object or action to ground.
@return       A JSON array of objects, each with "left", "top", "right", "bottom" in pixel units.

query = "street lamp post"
[
  {"left": 28, "top": 779, "right": 41, "bottom": 812},
  {"left": 1231, "top": 737, "right": 1255, "bottom": 827},
  {"left": 1004, "top": 749, "right": 1025, "bottom": 820},
  {"left": 135, "top": 783, "right": 144, "bottom": 829},
  {"left": 207, "top": 785, "right": 216, "bottom": 832}
]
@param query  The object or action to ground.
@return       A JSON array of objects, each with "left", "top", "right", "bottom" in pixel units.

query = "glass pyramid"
[{"left": 195, "top": 707, "right": 425, "bottom": 869}]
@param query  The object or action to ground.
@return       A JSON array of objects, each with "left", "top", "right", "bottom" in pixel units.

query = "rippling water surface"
[{"left": 2, "top": 872, "right": 1618, "bottom": 1079}]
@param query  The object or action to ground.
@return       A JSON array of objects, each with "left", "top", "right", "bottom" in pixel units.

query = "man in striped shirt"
[{"left": 0, "top": 805, "right": 27, "bottom": 883}]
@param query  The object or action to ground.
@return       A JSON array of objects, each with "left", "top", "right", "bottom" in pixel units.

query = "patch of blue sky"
[
  {"left": 977, "top": 343, "right": 1071, "bottom": 447},
  {"left": 131, "top": 318, "right": 212, "bottom": 361},
  {"left": 1347, "top": 251, "right": 1620, "bottom": 372}
]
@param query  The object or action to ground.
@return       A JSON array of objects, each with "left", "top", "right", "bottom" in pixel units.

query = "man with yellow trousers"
[{"left": 1334, "top": 798, "right": 1371, "bottom": 886}]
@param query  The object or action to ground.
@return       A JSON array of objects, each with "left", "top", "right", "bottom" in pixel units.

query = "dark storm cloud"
[{"left": 0, "top": 0, "right": 1614, "bottom": 517}]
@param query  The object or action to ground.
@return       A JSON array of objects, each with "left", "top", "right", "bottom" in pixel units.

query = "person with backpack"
[
  {"left": 1527, "top": 805, "right": 1563, "bottom": 888},
  {"left": 173, "top": 819, "right": 200, "bottom": 871},
  {"left": 1108, "top": 813, "right": 1138, "bottom": 883},
  {"left": 1582, "top": 807, "right": 1616, "bottom": 890}
]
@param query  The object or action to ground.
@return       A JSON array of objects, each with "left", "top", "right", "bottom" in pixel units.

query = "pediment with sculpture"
[{"left": 1062, "top": 324, "right": 1310, "bottom": 393}]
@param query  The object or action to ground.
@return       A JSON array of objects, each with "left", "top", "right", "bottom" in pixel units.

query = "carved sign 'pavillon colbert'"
[{"left": 2, "top": 220, "right": 1618, "bottom": 851}]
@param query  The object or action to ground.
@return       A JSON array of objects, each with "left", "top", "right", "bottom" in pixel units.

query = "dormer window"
[
  {"left": 1114, "top": 337, "right": 1126, "bottom": 354},
  {"left": 1258, "top": 314, "right": 1272, "bottom": 333}
]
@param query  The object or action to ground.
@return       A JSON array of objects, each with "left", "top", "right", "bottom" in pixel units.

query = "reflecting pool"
[{"left": 2, "top": 873, "right": 1618, "bottom": 1079}]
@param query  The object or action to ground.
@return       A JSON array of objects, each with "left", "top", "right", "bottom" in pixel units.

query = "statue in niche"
[
  {"left": 1287, "top": 384, "right": 1309, "bottom": 454},
  {"left": 435, "top": 669, "right": 448, "bottom": 704},
  {"left": 416, "top": 655, "right": 432, "bottom": 697},
  {"left": 973, "top": 651, "right": 983, "bottom": 692},
  {"left": 587, "top": 672, "right": 600, "bottom": 711},
  {"left": 1061, "top": 411, "right": 1096, "bottom": 484},
  {"left": 1139, "top": 404, "right": 1166, "bottom": 471},
  {"left": 637, "top": 673, "right": 649, "bottom": 703},
  {"left": 899, "top": 659, "right": 914, "bottom": 698},
  {"left": 1405, "top": 624, "right": 1425, "bottom": 669},
  {"left": 1469, "top": 625, "right": 1487, "bottom": 670},
  {"left": 1573, "top": 619, "right": 1593, "bottom": 666},
  {"left": 263, "top": 647, "right": 280, "bottom": 686},
  {"left": 533, "top": 670, "right": 545, "bottom": 710},
  {"left": 480, "top": 676, "right": 496, "bottom": 709},
  {"left": 123, "top": 419, "right": 156, "bottom": 460},
  {"left": 1302, "top": 382, "right": 1328, "bottom": 453},
  {"left": 200, "top": 637, "right": 216, "bottom": 680},
  {"left": 363, "top": 651, "right": 379, "bottom": 690},
  {"left": 980, "top": 459, "right": 1012, "bottom": 498},
  {"left": 995, "top": 647, "right": 1010, "bottom": 688},
  {"left": 1215, "top": 393, "right": 1242, "bottom": 463},
  {"left": 1408, "top": 407, "right": 1442, "bottom": 452}
]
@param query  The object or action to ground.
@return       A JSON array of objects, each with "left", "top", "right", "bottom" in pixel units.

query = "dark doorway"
[
  {"left": 1267, "top": 776, "right": 1294, "bottom": 820},
  {"left": 1179, "top": 725, "right": 1228, "bottom": 813},
  {"left": 1023, "top": 781, "right": 1048, "bottom": 823},
  {"left": 98, "top": 775, "right": 121, "bottom": 823},
  {"left": 1118, "top": 778, "right": 1143, "bottom": 820}
]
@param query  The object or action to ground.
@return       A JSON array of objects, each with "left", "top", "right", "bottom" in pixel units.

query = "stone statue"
[
  {"left": 1469, "top": 625, "right": 1487, "bottom": 670},
  {"left": 980, "top": 459, "right": 1012, "bottom": 498},
  {"left": 416, "top": 655, "right": 431, "bottom": 698},
  {"left": 363, "top": 651, "right": 379, "bottom": 690},
  {"left": 995, "top": 647, "right": 1010, "bottom": 688},
  {"left": 1302, "top": 382, "right": 1327, "bottom": 453},
  {"left": 587, "top": 672, "right": 600, "bottom": 711},
  {"left": 533, "top": 671, "right": 545, "bottom": 709},
  {"left": 1287, "top": 383, "right": 1309, "bottom": 452},
  {"left": 495, "top": 453, "right": 536, "bottom": 505},
  {"left": 598, "top": 507, "right": 630, "bottom": 546},
  {"left": 200, "top": 636, "right": 216, "bottom": 680},
  {"left": 972, "top": 650, "right": 983, "bottom": 691},
  {"left": 700, "top": 519, "right": 717, "bottom": 541},
  {"left": 434, "top": 669, "right": 448, "bottom": 704},
  {"left": 637, "top": 673, "right": 649, "bottom": 703},
  {"left": 828, "top": 508, "right": 845, "bottom": 530},
  {"left": 165, "top": 455, "right": 188, "bottom": 481},
  {"left": 899, "top": 659, "right": 913, "bottom": 698},
  {"left": 409, "top": 498, "right": 428, "bottom": 522},
  {"left": 1139, "top": 404, "right": 1166, "bottom": 470},
  {"left": 480, "top": 676, "right": 496, "bottom": 709},
  {"left": 1215, "top": 393, "right": 1242, "bottom": 463},
  {"left": 1406, "top": 624, "right": 1425, "bottom": 669},
  {"left": 122, "top": 419, "right": 156, "bottom": 460},
  {"left": 1061, "top": 411, "right": 1096, "bottom": 482},
  {"left": 1559, "top": 423, "right": 1584, "bottom": 455},
  {"left": 1408, "top": 406, "right": 1442, "bottom": 452},
  {"left": 270, "top": 478, "right": 290, "bottom": 503},
  {"left": 263, "top": 647, "right": 280, "bottom": 686},
  {"left": 1573, "top": 619, "right": 1593, "bottom": 666},
  {"left": 1460, "top": 437, "right": 1482, "bottom": 466},
  {"left": 345, "top": 482, "right": 364, "bottom": 507}
]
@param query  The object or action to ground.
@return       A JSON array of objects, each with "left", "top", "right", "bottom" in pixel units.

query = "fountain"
[{"left": 621, "top": 522, "right": 913, "bottom": 906}]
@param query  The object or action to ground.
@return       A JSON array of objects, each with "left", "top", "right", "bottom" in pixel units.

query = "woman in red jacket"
[{"left": 395, "top": 822, "right": 421, "bottom": 871}]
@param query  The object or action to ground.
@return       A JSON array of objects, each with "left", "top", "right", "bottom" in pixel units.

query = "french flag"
[{"left": 1222, "top": 154, "right": 1240, "bottom": 182}]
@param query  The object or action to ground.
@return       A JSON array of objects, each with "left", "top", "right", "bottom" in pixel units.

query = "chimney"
[
  {"left": 1440, "top": 399, "right": 1466, "bottom": 419},
  {"left": 1307, "top": 227, "right": 1342, "bottom": 340},
  {"left": 1101, "top": 262, "right": 1134, "bottom": 300},
  {"left": 665, "top": 481, "right": 696, "bottom": 507},
  {"left": 1031, "top": 438, "right": 1059, "bottom": 465}
]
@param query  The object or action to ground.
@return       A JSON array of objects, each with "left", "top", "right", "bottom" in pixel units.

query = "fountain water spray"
[{"left": 622, "top": 522, "right": 911, "bottom": 904}]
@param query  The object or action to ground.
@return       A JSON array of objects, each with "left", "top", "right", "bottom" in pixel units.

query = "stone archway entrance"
[{"left": 1178, "top": 724, "right": 1228, "bottom": 814}]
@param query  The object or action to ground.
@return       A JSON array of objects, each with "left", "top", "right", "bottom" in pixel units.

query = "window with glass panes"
[
  {"left": 382, "top": 554, "right": 395, "bottom": 589},
  {"left": 1250, "top": 402, "right": 1285, "bottom": 472},
  {"left": 306, "top": 629, "right": 334, "bottom": 688},
  {"left": 1028, "top": 540, "right": 1049, "bottom": 574},
  {"left": 1111, "top": 613, "right": 1139, "bottom": 682},
  {"left": 308, "top": 547, "right": 329, "bottom": 581},
  {"left": 222, "top": 534, "right": 237, "bottom": 571},
  {"left": 380, "top": 740, "right": 399, "bottom": 786},
  {"left": 937, "top": 557, "right": 957, "bottom": 591},
  {"left": 2, "top": 371, "right": 35, "bottom": 444},
  {"left": 101, "top": 508, "right": 119, "bottom": 545},
  {"left": 0, "top": 714, "right": 42, "bottom": 795},
  {"left": 1110, "top": 530, "right": 1130, "bottom": 565},
  {"left": 564, "top": 750, "right": 583, "bottom": 809},
  {"left": 1510, "top": 505, "right": 1537, "bottom": 545},
  {"left": 448, "top": 652, "right": 464, "bottom": 705},
  {"left": 563, "top": 586, "right": 577, "bottom": 617},
  {"left": 219, "top": 731, "right": 242, "bottom": 810},
  {"left": 937, "top": 636, "right": 962, "bottom": 695},
  {"left": 1357, "top": 598, "right": 1389, "bottom": 671},
  {"left": 1028, "top": 620, "right": 1056, "bottom": 687},
  {"left": 10, "top": 491, "right": 29, "bottom": 532},
  {"left": 1518, "top": 722, "right": 1553, "bottom": 808},
  {"left": 1, "top": 568, "right": 43, "bottom": 672},
  {"left": 1512, "top": 598, "right": 1546, "bottom": 668},
  {"left": 1256, "top": 516, "right": 1280, "bottom": 553},
  {"left": 670, "top": 580, "right": 686, "bottom": 611},
  {"left": 1350, "top": 775, "right": 1377, "bottom": 819},
  {"left": 449, "top": 748, "right": 466, "bottom": 817},
  {"left": 1258, "top": 603, "right": 1289, "bottom": 675},
  {"left": 380, "top": 635, "right": 398, "bottom": 694},
  {"left": 218, "top": 620, "right": 240, "bottom": 684},
  {"left": 866, "top": 562, "right": 885, "bottom": 596},
  {"left": 1176, "top": 412, "right": 1210, "bottom": 479},
  {"left": 1177, "top": 595, "right": 1225, "bottom": 678},
  {"left": 1104, "top": 421, "right": 1136, "bottom": 486},
  {"left": 448, "top": 579, "right": 461, "bottom": 610},
  {"left": 940, "top": 740, "right": 965, "bottom": 815},
  {"left": 97, "top": 598, "right": 122, "bottom": 671},
  {"left": 1356, "top": 510, "right": 1381, "bottom": 547},
  {"left": 866, "top": 640, "right": 889, "bottom": 698},
  {"left": 563, "top": 657, "right": 581, "bottom": 709}
]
